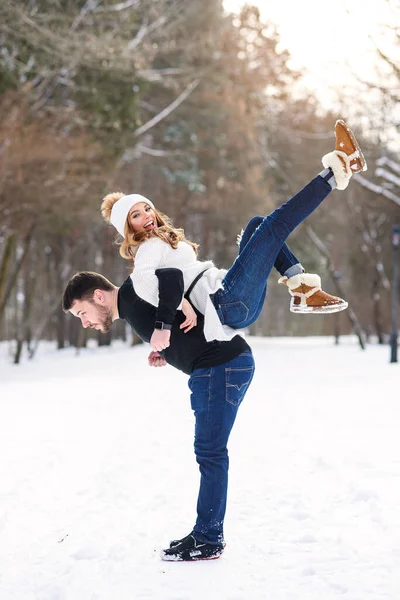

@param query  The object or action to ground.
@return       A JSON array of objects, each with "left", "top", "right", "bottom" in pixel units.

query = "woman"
[{"left": 101, "top": 120, "right": 366, "bottom": 347}]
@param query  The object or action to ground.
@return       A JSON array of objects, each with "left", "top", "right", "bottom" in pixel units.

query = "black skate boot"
[
  {"left": 169, "top": 532, "right": 226, "bottom": 549},
  {"left": 169, "top": 533, "right": 192, "bottom": 548},
  {"left": 161, "top": 534, "right": 224, "bottom": 562}
]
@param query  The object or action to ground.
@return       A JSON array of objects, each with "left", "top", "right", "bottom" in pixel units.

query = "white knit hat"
[{"left": 109, "top": 194, "right": 155, "bottom": 236}]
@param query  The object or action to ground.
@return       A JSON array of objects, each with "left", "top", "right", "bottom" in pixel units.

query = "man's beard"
[{"left": 97, "top": 304, "right": 113, "bottom": 333}]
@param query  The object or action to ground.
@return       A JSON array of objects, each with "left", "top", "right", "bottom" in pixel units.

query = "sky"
[
  {"left": 223, "top": 0, "right": 398, "bottom": 110},
  {"left": 1, "top": 336, "right": 400, "bottom": 599}
]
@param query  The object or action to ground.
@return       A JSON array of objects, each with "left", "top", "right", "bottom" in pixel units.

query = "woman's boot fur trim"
[{"left": 322, "top": 151, "right": 351, "bottom": 190}]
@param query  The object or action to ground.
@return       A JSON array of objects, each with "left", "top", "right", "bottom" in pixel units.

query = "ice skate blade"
[
  {"left": 160, "top": 551, "right": 222, "bottom": 562},
  {"left": 291, "top": 302, "right": 348, "bottom": 315}
]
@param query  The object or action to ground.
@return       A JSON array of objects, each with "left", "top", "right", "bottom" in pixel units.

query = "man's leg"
[
  {"left": 161, "top": 350, "right": 255, "bottom": 561},
  {"left": 191, "top": 352, "right": 255, "bottom": 543}
]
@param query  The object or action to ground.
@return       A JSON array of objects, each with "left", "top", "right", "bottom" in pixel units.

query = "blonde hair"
[{"left": 101, "top": 192, "right": 198, "bottom": 261}]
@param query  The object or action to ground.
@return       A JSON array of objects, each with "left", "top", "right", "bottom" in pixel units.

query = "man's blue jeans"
[
  {"left": 212, "top": 174, "right": 333, "bottom": 328},
  {"left": 189, "top": 348, "right": 255, "bottom": 544}
]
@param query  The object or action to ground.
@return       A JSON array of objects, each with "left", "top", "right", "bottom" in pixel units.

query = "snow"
[{"left": 0, "top": 336, "right": 399, "bottom": 600}]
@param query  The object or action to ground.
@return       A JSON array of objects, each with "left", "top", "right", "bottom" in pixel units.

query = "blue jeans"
[
  {"left": 212, "top": 174, "right": 332, "bottom": 328},
  {"left": 189, "top": 349, "right": 255, "bottom": 544}
]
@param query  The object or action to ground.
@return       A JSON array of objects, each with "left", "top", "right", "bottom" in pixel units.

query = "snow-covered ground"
[{"left": 0, "top": 336, "right": 399, "bottom": 600}]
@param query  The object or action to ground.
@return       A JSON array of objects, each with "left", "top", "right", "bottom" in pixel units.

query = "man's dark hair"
[{"left": 62, "top": 271, "right": 115, "bottom": 312}]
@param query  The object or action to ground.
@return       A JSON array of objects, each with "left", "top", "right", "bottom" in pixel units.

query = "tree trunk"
[
  {"left": 98, "top": 330, "right": 112, "bottom": 346},
  {"left": 76, "top": 326, "right": 88, "bottom": 353},
  {"left": 334, "top": 313, "right": 341, "bottom": 345},
  {"left": 57, "top": 308, "right": 66, "bottom": 349},
  {"left": 372, "top": 285, "right": 385, "bottom": 344},
  {"left": 14, "top": 251, "right": 38, "bottom": 363},
  {"left": 28, "top": 231, "right": 100, "bottom": 358},
  {"left": 14, "top": 339, "right": 23, "bottom": 364},
  {"left": 131, "top": 332, "right": 142, "bottom": 347},
  {"left": 0, "top": 232, "right": 17, "bottom": 306},
  {"left": 0, "top": 230, "right": 34, "bottom": 331},
  {"left": 0, "top": 232, "right": 17, "bottom": 339},
  {"left": 13, "top": 279, "right": 22, "bottom": 364},
  {"left": 68, "top": 316, "right": 80, "bottom": 348},
  {"left": 305, "top": 225, "right": 367, "bottom": 350}
]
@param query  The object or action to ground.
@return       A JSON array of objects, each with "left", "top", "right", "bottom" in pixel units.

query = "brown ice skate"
[
  {"left": 322, "top": 119, "right": 367, "bottom": 190},
  {"left": 279, "top": 273, "right": 348, "bottom": 314},
  {"left": 335, "top": 119, "right": 367, "bottom": 174}
]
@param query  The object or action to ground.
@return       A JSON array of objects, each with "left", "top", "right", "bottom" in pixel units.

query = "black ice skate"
[{"left": 161, "top": 534, "right": 224, "bottom": 561}]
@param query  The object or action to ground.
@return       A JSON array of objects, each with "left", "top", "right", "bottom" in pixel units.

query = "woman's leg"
[
  {"left": 235, "top": 217, "right": 304, "bottom": 324},
  {"left": 212, "top": 120, "right": 366, "bottom": 326},
  {"left": 239, "top": 216, "right": 304, "bottom": 277},
  {"left": 213, "top": 170, "right": 335, "bottom": 328}
]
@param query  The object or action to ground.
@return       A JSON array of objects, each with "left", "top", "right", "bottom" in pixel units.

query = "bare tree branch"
[
  {"left": 135, "top": 144, "right": 183, "bottom": 157},
  {"left": 369, "top": 34, "right": 400, "bottom": 79},
  {"left": 137, "top": 68, "right": 193, "bottom": 80},
  {"left": 133, "top": 78, "right": 200, "bottom": 138},
  {"left": 305, "top": 224, "right": 367, "bottom": 350},
  {"left": 127, "top": 15, "right": 167, "bottom": 50},
  {"left": 354, "top": 173, "right": 400, "bottom": 207},
  {"left": 281, "top": 127, "right": 332, "bottom": 141},
  {"left": 376, "top": 156, "right": 400, "bottom": 175},
  {"left": 375, "top": 167, "right": 400, "bottom": 188},
  {"left": 94, "top": 0, "right": 140, "bottom": 13},
  {"left": 139, "top": 100, "right": 160, "bottom": 114},
  {"left": 71, "top": 0, "right": 100, "bottom": 31}
]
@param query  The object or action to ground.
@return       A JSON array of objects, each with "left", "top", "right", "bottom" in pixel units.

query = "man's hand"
[
  {"left": 148, "top": 351, "right": 167, "bottom": 367},
  {"left": 150, "top": 329, "right": 171, "bottom": 352},
  {"left": 180, "top": 298, "right": 197, "bottom": 333}
]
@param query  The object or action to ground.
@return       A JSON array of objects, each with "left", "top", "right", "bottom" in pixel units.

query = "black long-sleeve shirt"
[{"left": 117, "top": 269, "right": 250, "bottom": 375}]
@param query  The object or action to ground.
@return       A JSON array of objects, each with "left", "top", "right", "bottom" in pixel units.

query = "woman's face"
[{"left": 127, "top": 202, "right": 157, "bottom": 234}]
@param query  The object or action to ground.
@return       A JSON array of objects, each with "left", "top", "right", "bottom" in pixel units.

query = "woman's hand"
[
  {"left": 148, "top": 351, "right": 167, "bottom": 367},
  {"left": 150, "top": 329, "right": 171, "bottom": 352},
  {"left": 180, "top": 298, "right": 197, "bottom": 333}
]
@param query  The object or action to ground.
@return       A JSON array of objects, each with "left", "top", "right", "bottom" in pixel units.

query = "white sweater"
[{"left": 130, "top": 237, "right": 240, "bottom": 342}]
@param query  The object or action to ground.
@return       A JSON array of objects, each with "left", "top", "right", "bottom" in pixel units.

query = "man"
[{"left": 62, "top": 268, "right": 255, "bottom": 561}]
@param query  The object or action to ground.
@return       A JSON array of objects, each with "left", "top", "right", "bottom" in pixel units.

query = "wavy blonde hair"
[{"left": 101, "top": 192, "right": 198, "bottom": 261}]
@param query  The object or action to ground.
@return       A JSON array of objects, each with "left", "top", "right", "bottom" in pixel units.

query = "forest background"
[{"left": 0, "top": 0, "right": 399, "bottom": 363}]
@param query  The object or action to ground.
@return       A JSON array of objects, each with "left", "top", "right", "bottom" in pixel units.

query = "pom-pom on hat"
[{"left": 110, "top": 194, "right": 155, "bottom": 236}]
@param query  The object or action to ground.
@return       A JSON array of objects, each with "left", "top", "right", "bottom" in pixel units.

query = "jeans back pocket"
[
  {"left": 217, "top": 300, "right": 249, "bottom": 328},
  {"left": 225, "top": 366, "right": 254, "bottom": 406}
]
